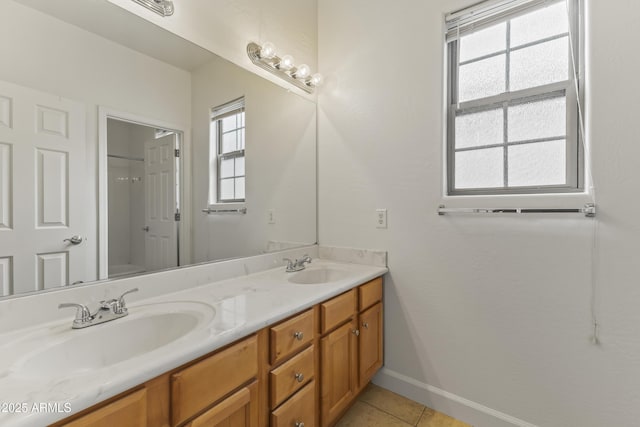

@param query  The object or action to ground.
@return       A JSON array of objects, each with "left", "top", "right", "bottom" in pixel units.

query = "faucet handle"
[
  {"left": 115, "top": 288, "right": 139, "bottom": 313},
  {"left": 283, "top": 258, "right": 294, "bottom": 269},
  {"left": 58, "top": 303, "right": 92, "bottom": 323}
]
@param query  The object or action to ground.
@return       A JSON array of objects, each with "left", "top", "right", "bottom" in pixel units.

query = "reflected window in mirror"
[{"left": 209, "top": 98, "right": 246, "bottom": 203}]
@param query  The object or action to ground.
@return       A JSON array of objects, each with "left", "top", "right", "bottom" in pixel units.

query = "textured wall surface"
[{"left": 318, "top": 0, "right": 640, "bottom": 426}]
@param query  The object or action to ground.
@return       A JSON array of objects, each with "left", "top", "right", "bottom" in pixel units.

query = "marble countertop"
[{"left": 0, "top": 259, "right": 387, "bottom": 427}]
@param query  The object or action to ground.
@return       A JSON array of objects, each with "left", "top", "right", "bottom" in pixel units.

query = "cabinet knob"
[
  {"left": 362, "top": 322, "right": 369, "bottom": 329},
  {"left": 352, "top": 329, "right": 360, "bottom": 337},
  {"left": 295, "top": 422, "right": 305, "bottom": 427},
  {"left": 293, "top": 331, "right": 304, "bottom": 341},
  {"left": 294, "top": 372, "right": 304, "bottom": 383}
]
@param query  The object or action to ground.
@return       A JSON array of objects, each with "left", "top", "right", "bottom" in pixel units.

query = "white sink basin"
[
  {"left": 288, "top": 267, "right": 350, "bottom": 284},
  {"left": 13, "top": 301, "right": 214, "bottom": 380}
]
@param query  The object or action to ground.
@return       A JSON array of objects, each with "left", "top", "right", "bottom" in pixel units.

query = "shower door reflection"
[{"left": 107, "top": 118, "right": 180, "bottom": 278}]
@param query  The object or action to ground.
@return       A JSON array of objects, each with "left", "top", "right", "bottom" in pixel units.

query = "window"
[
  {"left": 210, "top": 98, "right": 245, "bottom": 203},
  {"left": 446, "top": 0, "right": 583, "bottom": 195}
]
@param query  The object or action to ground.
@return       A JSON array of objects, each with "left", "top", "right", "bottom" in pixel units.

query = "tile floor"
[{"left": 336, "top": 384, "right": 472, "bottom": 427}]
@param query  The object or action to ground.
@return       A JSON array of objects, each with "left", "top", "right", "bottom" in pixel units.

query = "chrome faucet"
[
  {"left": 284, "top": 255, "right": 312, "bottom": 272},
  {"left": 58, "top": 288, "right": 139, "bottom": 329}
]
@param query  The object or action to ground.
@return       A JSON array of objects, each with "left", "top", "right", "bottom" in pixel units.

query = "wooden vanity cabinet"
[
  {"left": 184, "top": 381, "right": 258, "bottom": 427},
  {"left": 60, "top": 388, "right": 148, "bottom": 427},
  {"left": 319, "top": 277, "right": 384, "bottom": 427},
  {"left": 171, "top": 335, "right": 258, "bottom": 426},
  {"left": 52, "top": 276, "right": 383, "bottom": 427}
]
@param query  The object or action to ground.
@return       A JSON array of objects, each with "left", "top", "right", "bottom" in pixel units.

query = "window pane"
[
  {"left": 510, "top": 2, "right": 569, "bottom": 48},
  {"left": 455, "top": 147, "right": 504, "bottom": 189},
  {"left": 238, "top": 128, "right": 245, "bottom": 150},
  {"left": 221, "top": 115, "right": 238, "bottom": 132},
  {"left": 508, "top": 97, "right": 566, "bottom": 142},
  {"left": 456, "top": 108, "right": 503, "bottom": 149},
  {"left": 508, "top": 140, "right": 566, "bottom": 187},
  {"left": 220, "top": 158, "right": 234, "bottom": 178},
  {"left": 235, "top": 156, "right": 245, "bottom": 176},
  {"left": 459, "top": 55, "right": 506, "bottom": 102},
  {"left": 510, "top": 37, "right": 569, "bottom": 91},
  {"left": 235, "top": 177, "right": 245, "bottom": 200},
  {"left": 219, "top": 178, "right": 234, "bottom": 200},
  {"left": 222, "top": 130, "right": 238, "bottom": 153},
  {"left": 460, "top": 23, "right": 506, "bottom": 62}
]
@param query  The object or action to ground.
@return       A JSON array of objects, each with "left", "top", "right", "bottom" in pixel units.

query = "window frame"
[
  {"left": 446, "top": 0, "right": 584, "bottom": 196},
  {"left": 209, "top": 98, "right": 246, "bottom": 204}
]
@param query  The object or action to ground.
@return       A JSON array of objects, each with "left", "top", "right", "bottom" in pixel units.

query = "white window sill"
[
  {"left": 440, "top": 191, "right": 594, "bottom": 210},
  {"left": 207, "top": 203, "right": 246, "bottom": 209}
]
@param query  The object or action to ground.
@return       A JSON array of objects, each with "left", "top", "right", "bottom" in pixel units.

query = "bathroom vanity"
[
  {"left": 0, "top": 259, "right": 386, "bottom": 427},
  {"left": 52, "top": 279, "right": 383, "bottom": 427}
]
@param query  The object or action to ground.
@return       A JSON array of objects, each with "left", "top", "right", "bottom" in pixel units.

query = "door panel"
[
  {"left": 320, "top": 320, "right": 358, "bottom": 426},
  {"left": 358, "top": 302, "right": 383, "bottom": 388},
  {"left": 36, "top": 251, "right": 68, "bottom": 290},
  {"left": 0, "top": 257, "right": 11, "bottom": 296},
  {"left": 0, "top": 80, "right": 88, "bottom": 295},
  {"left": 0, "top": 142, "right": 10, "bottom": 229},
  {"left": 36, "top": 148, "right": 68, "bottom": 227},
  {"left": 144, "top": 134, "right": 177, "bottom": 272}
]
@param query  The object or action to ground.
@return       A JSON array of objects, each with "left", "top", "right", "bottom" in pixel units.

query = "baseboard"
[{"left": 372, "top": 368, "right": 538, "bottom": 427}]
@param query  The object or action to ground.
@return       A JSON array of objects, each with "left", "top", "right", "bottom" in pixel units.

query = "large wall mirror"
[{"left": 0, "top": 0, "right": 317, "bottom": 298}]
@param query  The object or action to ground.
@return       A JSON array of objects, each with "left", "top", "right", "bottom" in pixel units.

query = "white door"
[
  {"left": 143, "top": 134, "right": 177, "bottom": 271},
  {"left": 0, "top": 80, "right": 88, "bottom": 296}
]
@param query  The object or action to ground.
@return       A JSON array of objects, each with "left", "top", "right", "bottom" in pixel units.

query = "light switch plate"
[{"left": 376, "top": 209, "right": 387, "bottom": 229}]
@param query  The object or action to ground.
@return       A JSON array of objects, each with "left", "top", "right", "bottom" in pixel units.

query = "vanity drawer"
[
  {"left": 171, "top": 335, "right": 258, "bottom": 427},
  {"left": 359, "top": 277, "right": 383, "bottom": 311},
  {"left": 185, "top": 380, "right": 258, "bottom": 427},
  {"left": 61, "top": 388, "right": 147, "bottom": 427},
  {"left": 270, "top": 345, "right": 315, "bottom": 409},
  {"left": 270, "top": 309, "right": 314, "bottom": 364},
  {"left": 271, "top": 381, "right": 316, "bottom": 427},
  {"left": 320, "top": 289, "right": 356, "bottom": 334}
]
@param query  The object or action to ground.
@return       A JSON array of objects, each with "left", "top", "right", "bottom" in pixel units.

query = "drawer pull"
[
  {"left": 294, "top": 372, "right": 304, "bottom": 383},
  {"left": 352, "top": 329, "right": 360, "bottom": 337},
  {"left": 293, "top": 331, "right": 304, "bottom": 341},
  {"left": 362, "top": 321, "right": 369, "bottom": 329},
  {"left": 295, "top": 422, "right": 305, "bottom": 427}
]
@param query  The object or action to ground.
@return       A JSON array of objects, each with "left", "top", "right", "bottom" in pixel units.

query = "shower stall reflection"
[{"left": 107, "top": 118, "right": 180, "bottom": 278}]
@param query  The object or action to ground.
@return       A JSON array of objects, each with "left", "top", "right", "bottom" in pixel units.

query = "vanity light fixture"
[
  {"left": 247, "top": 42, "right": 322, "bottom": 94},
  {"left": 131, "top": 0, "right": 174, "bottom": 17}
]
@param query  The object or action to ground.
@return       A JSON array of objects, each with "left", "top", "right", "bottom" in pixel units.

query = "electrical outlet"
[
  {"left": 376, "top": 209, "right": 387, "bottom": 229},
  {"left": 268, "top": 209, "right": 276, "bottom": 224}
]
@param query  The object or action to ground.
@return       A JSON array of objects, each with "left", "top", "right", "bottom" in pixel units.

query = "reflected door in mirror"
[{"left": 0, "top": 80, "right": 90, "bottom": 295}]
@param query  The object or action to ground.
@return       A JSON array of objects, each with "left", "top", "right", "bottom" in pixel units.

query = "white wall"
[
  {"left": 191, "top": 55, "right": 317, "bottom": 262},
  {"left": 318, "top": 0, "right": 640, "bottom": 426},
  {"left": 107, "top": 0, "right": 318, "bottom": 97}
]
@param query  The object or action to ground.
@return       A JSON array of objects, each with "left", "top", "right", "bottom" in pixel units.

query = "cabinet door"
[
  {"left": 171, "top": 335, "right": 258, "bottom": 426},
  {"left": 186, "top": 381, "right": 258, "bottom": 427},
  {"left": 358, "top": 302, "right": 383, "bottom": 389},
  {"left": 62, "top": 388, "right": 146, "bottom": 427},
  {"left": 320, "top": 320, "right": 358, "bottom": 427}
]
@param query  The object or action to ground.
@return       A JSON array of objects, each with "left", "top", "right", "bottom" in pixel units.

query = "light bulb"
[
  {"left": 259, "top": 41, "right": 276, "bottom": 59},
  {"left": 295, "top": 64, "right": 310, "bottom": 80},
  {"left": 278, "top": 54, "right": 295, "bottom": 71},
  {"left": 310, "top": 73, "right": 324, "bottom": 87}
]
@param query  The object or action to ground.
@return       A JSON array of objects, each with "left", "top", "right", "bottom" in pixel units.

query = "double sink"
[{"left": 6, "top": 264, "right": 350, "bottom": 383}]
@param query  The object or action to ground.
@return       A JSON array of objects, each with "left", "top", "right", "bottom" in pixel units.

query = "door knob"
[{"left": 63, "top": 235, "right": 83, "bottom": 245}]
